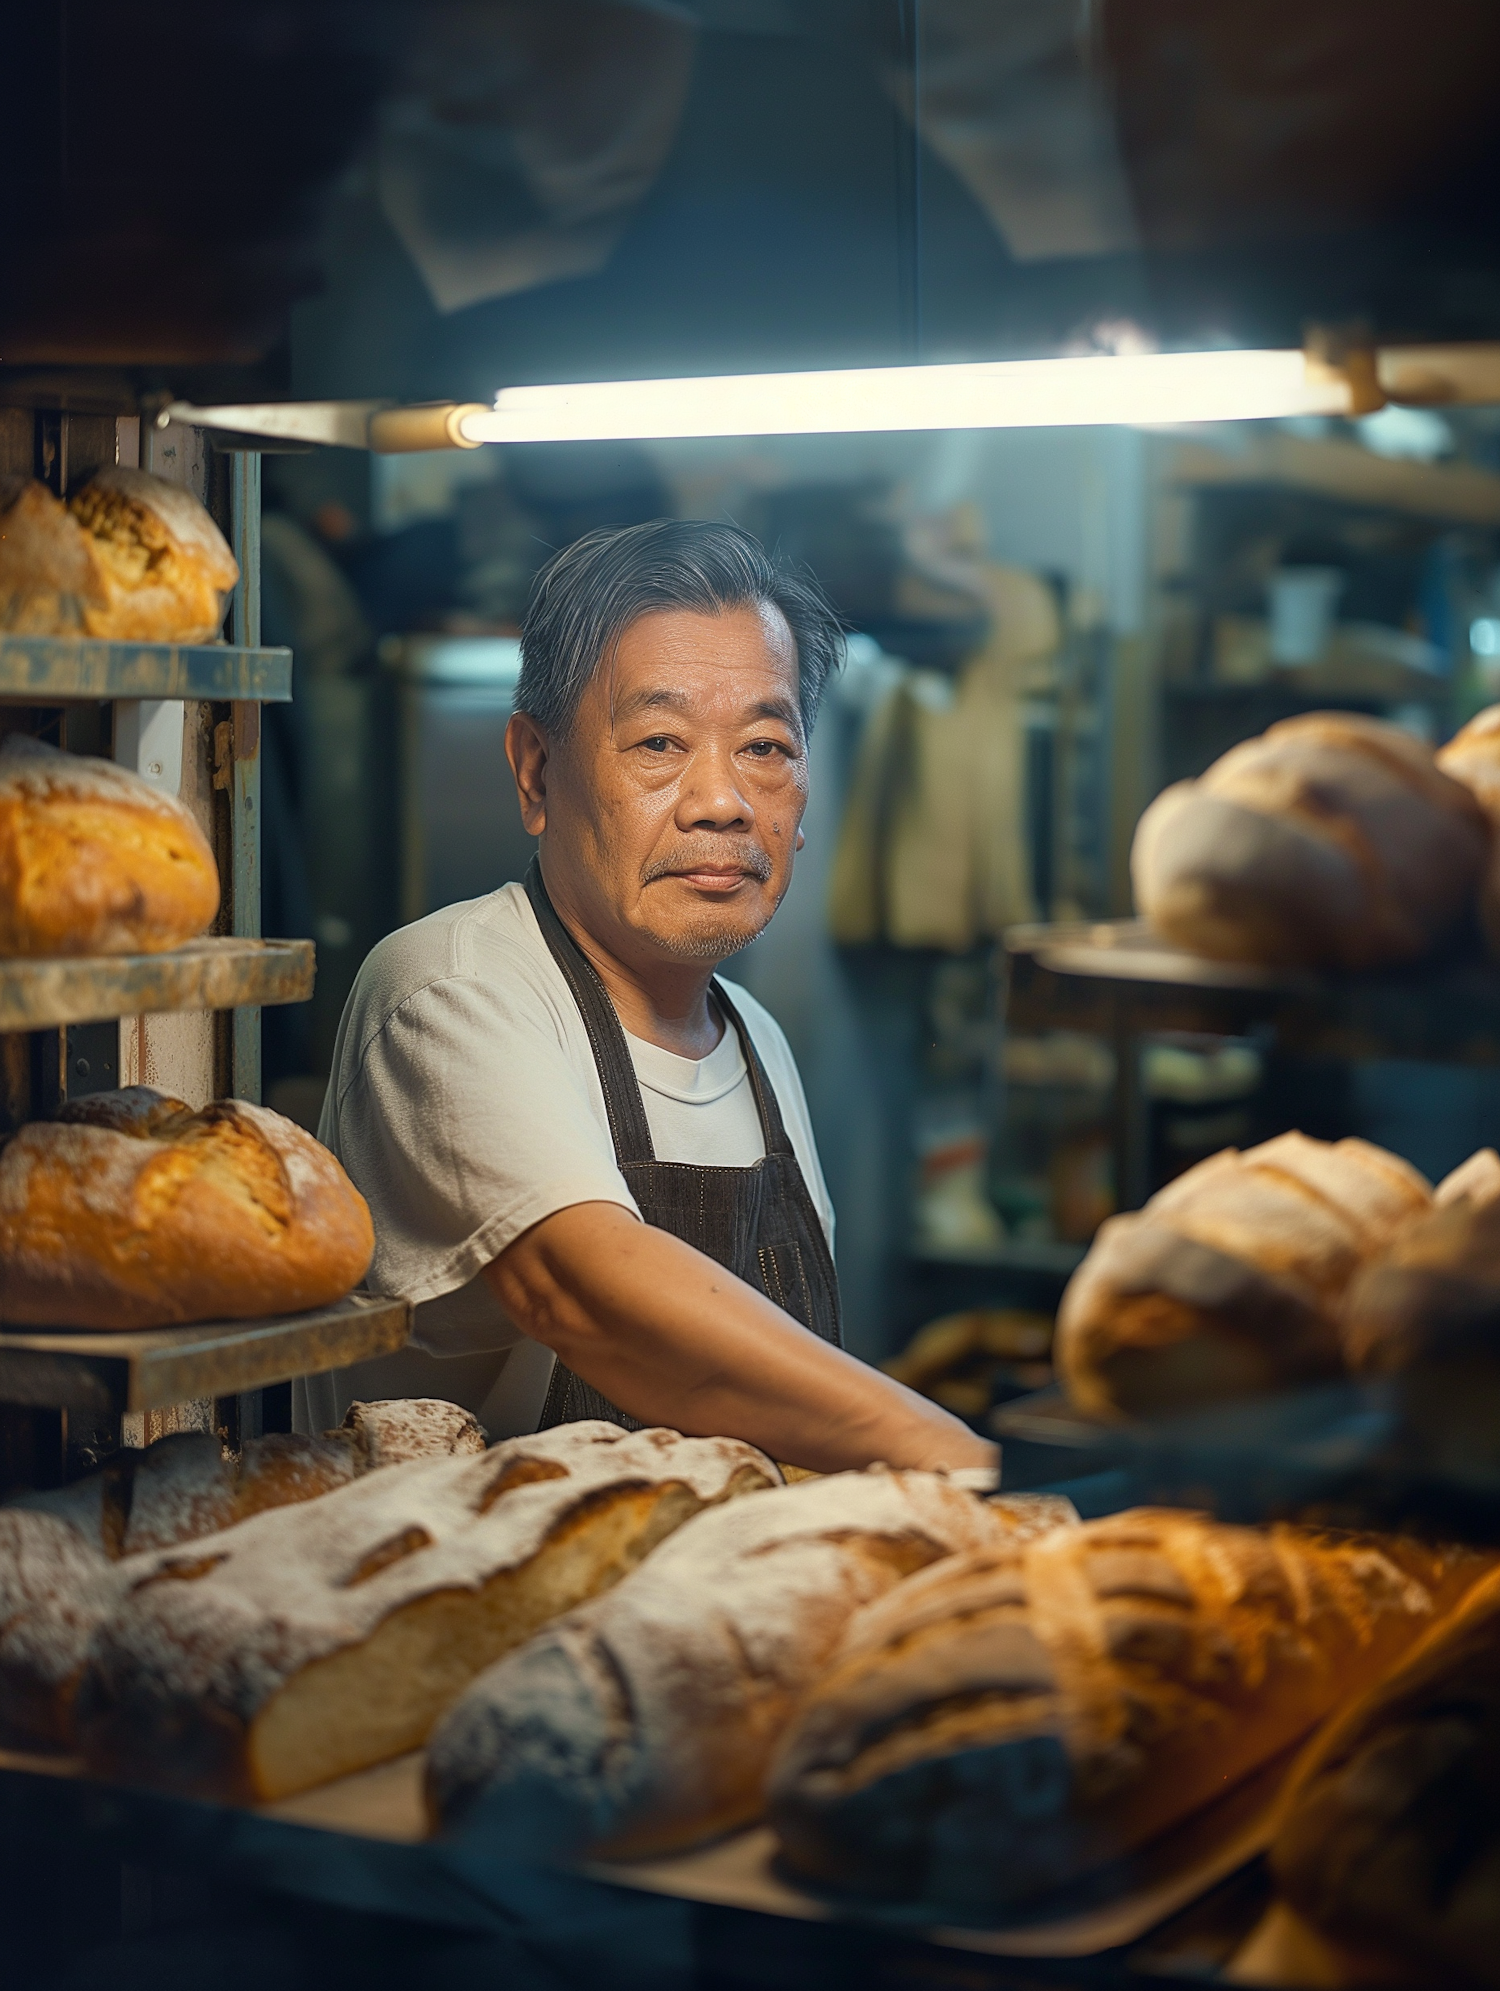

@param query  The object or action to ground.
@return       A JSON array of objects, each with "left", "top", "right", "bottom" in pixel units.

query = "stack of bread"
[
  {"left": 0, "top": 1085, "right": 374, "bottom": 1329},
  {"left": 0, "top": 469, "right": 239, "bottom": 644}
]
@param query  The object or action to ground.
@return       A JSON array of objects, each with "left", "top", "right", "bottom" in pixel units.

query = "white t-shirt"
[{"left": 319, "top": 882, "right": 835, "bottom": 1377}]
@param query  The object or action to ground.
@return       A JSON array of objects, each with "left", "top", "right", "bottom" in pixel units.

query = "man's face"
[{"left": 507, "top": 602, "right": 810, "bottom": 966}]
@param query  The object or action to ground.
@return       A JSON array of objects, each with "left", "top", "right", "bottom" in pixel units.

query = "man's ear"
[{"left": 506, "top": 712, "right": 550, "bottom": 836}]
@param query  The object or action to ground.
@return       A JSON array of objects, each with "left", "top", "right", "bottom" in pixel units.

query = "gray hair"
[{"left": 516, "top": 519, "right": 845, "bottom": 738}]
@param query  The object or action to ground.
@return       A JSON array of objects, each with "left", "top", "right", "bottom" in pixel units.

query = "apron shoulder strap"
[
  {"left": 524, "top": 858, "right": 656, "bottom": 1164},
  {"left": 709, "top": 978, "right": 797, "bottom": 1159}
]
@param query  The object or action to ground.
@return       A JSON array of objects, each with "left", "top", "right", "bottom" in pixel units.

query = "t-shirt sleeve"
[{"left": 330, "top": 971, "right": 640, "bottom": 1308}]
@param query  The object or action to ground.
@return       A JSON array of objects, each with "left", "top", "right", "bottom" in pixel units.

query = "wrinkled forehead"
[{"left": 587, "top": 600, "right": 802, "bottom": 731}]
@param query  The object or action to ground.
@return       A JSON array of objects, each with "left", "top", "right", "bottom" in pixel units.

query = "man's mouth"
[{"left": 669, "top": 865, "right": 756, "bottom": 893}]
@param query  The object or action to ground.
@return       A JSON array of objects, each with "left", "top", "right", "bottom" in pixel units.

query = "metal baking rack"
[{"left": 0, "top": 424, "right": 411, "bottom": 1474}]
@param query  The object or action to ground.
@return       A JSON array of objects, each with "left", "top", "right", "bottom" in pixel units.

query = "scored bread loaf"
[
  {"left": 426, "top": 1474, "right": 1076, "bottom": 1859},
  {"left": 0, "top": 1400, "right": 488, "bottom": 1748},
  {"left": 1055, "top": 1131, "right": 1431, "bottom": 1419},
  {"left": 1437, "top": 703, "right": 1500, "bottom": 955},
  {"left": 0, "top": 1086, "right": 374, "bottom": 1327},
  {"left": 1269, "top": 1559, "right": 1500, "bottom": 1988},
  {"left": 768, "top": 1508, "right": 1490, "bottom": 1909},
  {"left": 75, "top": 1422, "right": 777, "bottom": 1801},
  {"left": 0, "top": 470, "right": 238, "bottom": 643},
  {"left": 1131, "top": 712, "right": 1488, "bottom": 969},
  {"left": 0, "top": 736, "right": 219, "bottom": 957}
]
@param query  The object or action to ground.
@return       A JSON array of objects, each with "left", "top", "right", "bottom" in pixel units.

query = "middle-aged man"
[{"left": 302, "top": 520, "right": 993, "bottom": 1474}]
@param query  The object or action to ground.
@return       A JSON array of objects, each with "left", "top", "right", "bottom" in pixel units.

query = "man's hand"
[{"left": 487, "top": 1201, "right": 996, "bottom": 1476}]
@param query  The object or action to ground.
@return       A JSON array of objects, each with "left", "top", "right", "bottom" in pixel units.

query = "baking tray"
[
  {"left": 0, "top": 1737, "right": 1295, "bottom": 1965},
  {"left": 0, "top": 1293, "right": 412, "bottom": 1415},
  {"left": 0, "top": 935, "right": 314, "bottom": 1032}
]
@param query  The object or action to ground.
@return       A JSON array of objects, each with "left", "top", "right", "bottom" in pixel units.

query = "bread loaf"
[
  {"left": 75, "top": 1422, "right": 777, "bottom": 1801},
  {"left": 0, "top": 470, "right": 238, "bottom": 643},
  {"left": 1270, "top": 1559, "right": 1500, "bottom": 1987},
  {"left": 0, "top": 1086, "right": 374, "bottom": 1328},
  {"left": 0, "top": 1400, "right": 488, "bottom": 1747},
  {"left": 768, "top": 1509, "right": 1489, "bottom": 1909},
  {"left": 0, "top": 737, "right": 219, "bottom": 957},
  {"left": 426, "top": 1475, "right": 1075, "bottom": 1859},
  {"left": 1132, "top": 713, "right": 1488, "bottom": 968},
  {"left": 1437, "top": 703, "right": 1500, "bottom": 955},
  {"left": 1056, "top": 1132, "right": 1431, "bottom": 1419}
]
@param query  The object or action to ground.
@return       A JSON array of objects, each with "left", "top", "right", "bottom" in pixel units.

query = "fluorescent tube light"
[{"left": 460, "top": 349, "right": 1356, "bottom": 445}]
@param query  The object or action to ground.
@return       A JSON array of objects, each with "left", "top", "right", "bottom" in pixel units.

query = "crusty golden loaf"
[
  {"left": 75, "top": 1422, "right": 779, "bottom": 1801},
  {"left": 426, "top": 1476, "right": 1075, "bottom": 1859},
  {"left": 1269, "top": 1558, "right": 1500, "bottom": 1988},
  {"left": 1437, "top": 703, "right": 1500, "bottom": 955},
  {"left": 0, "top": 736, "right": 219, "bottom": 957},
  {"left": 1132, "top": 712, "right": 1488, "bottom": 969},
  {"left": 0, "top": 470, "right": 238, "bottom": 643},
  {"left": 0, "top": 1086, "right": 374, "bottom": 1328},
  {"left": 1055, "top": 1131, "right": 1431, "bottom": 1419},
  {"left": 768, "top": 1508, "right": 1490, "bottom": 1909}
]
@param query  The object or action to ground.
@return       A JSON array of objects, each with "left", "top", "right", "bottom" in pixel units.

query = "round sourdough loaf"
[
  {"left": 768, "top": 1510, "right": 1488, "bottom": 1909},
  {"left": 1132, "top": 712, "right": 1488, "bottom": 968},
  {"left": 0, "top": 736, "right": 220, "bottom": 956},
  {"left": 0, "top": 1086, "right": 374, "bottom": 1328},
  {"left": 1055, "top": 1130, "right": 1432, "bottom": 1419},
  {"left": 1437, "top": 702, "right": 1500, "bottom": 954},
  {"left": 0, "top": 470, "right": 238, "bottom": 643}
]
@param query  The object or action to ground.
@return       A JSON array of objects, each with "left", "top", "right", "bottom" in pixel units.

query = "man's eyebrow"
[{"left": 614, "top": 686, "right": 803, "bottom": 729}]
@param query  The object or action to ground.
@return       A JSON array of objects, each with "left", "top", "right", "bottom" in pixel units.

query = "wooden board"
[
  {"left": 0, "top": 635, "right": 291, "bottom": 702},
  {"left": 1003, "top": 919, "right": 1321, "bottom": 994},
  {"left": 0, "top": 936, "right": 314, "bottom": 1031},
  {"left": 0, "top": 1293, "right": 411, "bottom": 1415}
]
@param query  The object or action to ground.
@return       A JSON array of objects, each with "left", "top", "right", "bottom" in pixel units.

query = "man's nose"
[{"left": 677, "top": 746, "right": 754, "bottom": 830}]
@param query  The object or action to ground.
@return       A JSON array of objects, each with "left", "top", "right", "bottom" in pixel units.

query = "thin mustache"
[{"left": 642, "top": 846, "right": 774, "bottom": 886}]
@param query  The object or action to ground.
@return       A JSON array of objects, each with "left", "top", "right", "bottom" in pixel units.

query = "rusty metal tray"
[
  {"left": 0, "top": 1294, "right": 411, "bottom": 1415},
  {"left": 0, "top": 636, "right": 291, "bottom": 703},
  {"left": 0, "top": 936, "right": 314, "bottom": 1032}
]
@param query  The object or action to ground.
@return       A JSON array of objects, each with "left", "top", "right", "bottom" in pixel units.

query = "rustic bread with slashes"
[
  {"left": 1269, "top": 1558, "right": 1500, "bottom": 1989},
  {"left": 426, "top": 1474, "right": 1076, "bottom": 1858},
  {"left": 0, "top": 470, "right": 238, "bottom": 643},
  {"left": 0, "top": 1400, "right": 488, "bottom": 1748},
  {"left": 0, "top": 736, "right": 219, "bottom": 957},
  {"left": 768, "top": 1508, "right": 1490, "bottom": 1909},
  {"left": 75, "top": 1421, "right": 777, "bottom": 1800},
  {"left": 0, "top": 1085, "right": 374, "bottom": 1327},
  {"left": 1132, "top": 712, "right": 1488, "bottom": 969},
  {"left": 1055, "top": 1131, "right": 1431, "bottom": 1419}
]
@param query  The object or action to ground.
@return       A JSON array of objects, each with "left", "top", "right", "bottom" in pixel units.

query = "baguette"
[
  {"left": 768, "top": 1508, "right": 1490, "bottom": 1908},
  {"left": 75, "top": 1423, "right": 777, "bottom": 1800},
  {"left": 0, "top": 1400, "right": 487, "bottom": 1748},
  {"left": 0, "top": 1086, "right": 374, "bottom": 1328},
  {"left": 1056, "top": 1132, "right": 1430, "bottom": 1419},
  {"left": 426, "top": 1474, "right": 1074, "bottom": 1859},
  {"left": 1132, "top": 712, "right": 1487, "bottom": 969},
  {"left": 0, "top": 736, "right": 219, "bottom": 958},
  {"left": 1270, "top": 1560, "right": 1500, "bottom": 1988}
]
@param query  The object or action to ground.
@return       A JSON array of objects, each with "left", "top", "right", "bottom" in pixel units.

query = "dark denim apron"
[{"left": 524, "top": 858, "right": 842, "bottom": 1429}]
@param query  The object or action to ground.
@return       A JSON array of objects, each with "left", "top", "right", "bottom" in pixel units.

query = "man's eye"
[
  {"left": 744, "top": 739, "right": 784, "bottom": 758},
  {"left": 640, "top": 736, "right": 672, "bottom": 752}
]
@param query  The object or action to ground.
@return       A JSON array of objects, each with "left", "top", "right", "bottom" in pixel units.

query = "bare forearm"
[{"left": 486, "top": 1203, "right": 993, "bottom": 1474}]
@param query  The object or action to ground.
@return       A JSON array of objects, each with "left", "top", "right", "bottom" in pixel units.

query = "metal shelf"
[
  {"left": 0, "top": 936, "right": 314, "bottom": 1032},
  {"left": 0, "top": 1294, "right": 411, "bottom": 1416},
  {"left": 0, "top": 636, "right": 291, "bottom": 703}
]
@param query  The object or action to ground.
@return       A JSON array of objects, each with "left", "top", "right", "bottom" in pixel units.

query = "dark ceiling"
[{"left": 4, "top": 1, "right": 1500, "bottom": 404}]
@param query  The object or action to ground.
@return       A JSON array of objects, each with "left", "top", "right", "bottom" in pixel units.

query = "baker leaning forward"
[{"left": 299, "top": 521, "right": 991, "bottom": 1475}]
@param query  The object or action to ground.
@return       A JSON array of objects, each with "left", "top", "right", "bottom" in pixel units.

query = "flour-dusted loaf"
[
  {"left": 1269, "top": 1559, "right": 1500, "bottom": 1988},
  {"left": 0, "top": 1400, "right": 488, "bottom": 1748},
  {"left": 0, "top": 736, "right": 219, "bottom": 957},
  {"left": 1055, "top": 1131, "right": 1431, "bottom": 1419},
  {"left": 768, "top": 1509, "right": 1490, "bottom": 1909},
  {"left": 0, "top": 1086, "right": 374, "bottom": 1328},
  {"left": 1437, "top": 702, "right": 1500, "bottom": 956},
  {"left": 0, "top": 470, "right": 238, "bottom": 643},
  {"left": 426, "top": 1475, "right": 1076, "bottom": 1859},
  {"left": 1132, "top": 713, "right": 1488, "bottom": 969},
  {"left": 75, "top": 1422, "right": 777, "bottom": 1800}
]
